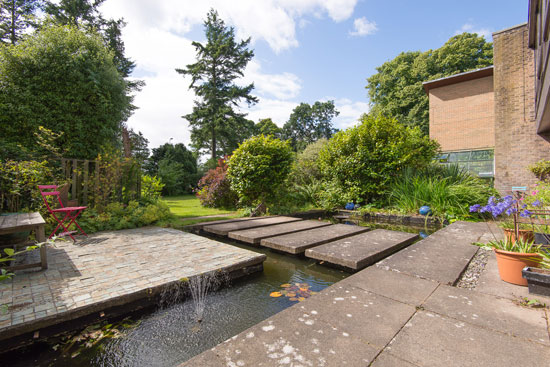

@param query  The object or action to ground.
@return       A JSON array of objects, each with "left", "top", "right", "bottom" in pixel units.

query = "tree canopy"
[
  {"left": 0, "top": 0, "right": 42, "bottom": 44},
  {"left": 366, "top": 33, "right": 493, "bottom": 134},
  {"left": 282, "top": 101, "right": 339, "bottom": 151},
  {"left": 254, "top": 118, "right": 282, "bottom": 138},
  {"left": 176, "top": 9, "right": 257, "bottom": 161},
  {"left": 0, "top": 24, "right": 131, "bottom": 159}
]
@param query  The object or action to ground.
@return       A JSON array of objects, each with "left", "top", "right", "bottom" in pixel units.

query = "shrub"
[
  {"left": 388, "top": 164, "right": 497, "bottom": 218},
  {"left": 529, "top": 159, "right": 550, "bottom": 181},
  {"left": 141, "top": 175, "right": 164, "bottom": 203},
  {"left": 318, "top": 114, "right": 439, "bottom": 206},
  {"left": 289, "top": 139, "right": 328, "bottom": 186},
  {"left": 196, "top": 158, "right": 238, "bottom": 209},
  {"left": 227, "top": 135, "right": 293, "bottom": 207}
]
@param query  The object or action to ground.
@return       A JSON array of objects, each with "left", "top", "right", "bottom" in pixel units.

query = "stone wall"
[
  {"left": 493, "top": 23, "right": 550, "bottom": 192},
  {"left": 429, "top": 75, "right": 495, "bottom": 152}
]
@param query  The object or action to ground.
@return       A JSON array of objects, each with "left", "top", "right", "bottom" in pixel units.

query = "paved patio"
[
  {"left": 0, "top": 227, "right": 266, "bottom": 343},
  {"left": 182, "top": 222, "right": 550, "bottom": 367}
]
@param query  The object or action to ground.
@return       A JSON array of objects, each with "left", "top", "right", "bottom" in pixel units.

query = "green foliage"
[
  {"left": 529, "top": 160, "right": 550, "bottom": 181},
  {"left": 367, "top": 33, "right": 493, "bottom": 134},
  {"left": 318, "top": 114, "right": 439, "bottom": 207},
  {"left": 289, "top": 139, "right": 328, "bottom": 186},
  {"left": 254, "top": 118, "right": 282, "bottom": 138},
  {"left": 228, "top": 135, "right": 293, "bottom": 206},
  {"left": 140, "top": 175, "right": 164, "bottom": 203},
  {"left": 473, "top": 237, "right": 541, "bottom": 254},
  {"left": 282, "top": 101, "right": 339, "bottom": 151},
  {"left": 0, "top": 0, "right": 41, "bottom": 44},
  {"left": 388, "top": 164, "right": 497, "bottom": 218},
  {"left": 0, "top": 160, "right": 57, "bottom": 212},
  {"left": 0, "top": 24, "right": 131, "bottom": 159},
  {"left": 196, "top": 158, "right": 238, "bottom": 209},
  {"left": 176, "top": 9, "right": 257, "bottom": 161},
  {"left": 77, "top": 200, "right": 172, "bottom": 233},
  {"left": 145, "top": 143, "right": 198, "bottom": 195}
]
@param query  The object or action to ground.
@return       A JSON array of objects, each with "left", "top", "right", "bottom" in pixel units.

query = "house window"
[{"left": 437, "top": 149, "right": 494, "bottom": 178}]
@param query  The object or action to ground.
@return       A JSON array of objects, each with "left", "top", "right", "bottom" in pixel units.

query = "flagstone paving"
[
  {"left": 0, "top": 227, "right": 266, "bottom": 343},
  {"left": 182, "top": 221, "right": 550, "bottom": 367}
]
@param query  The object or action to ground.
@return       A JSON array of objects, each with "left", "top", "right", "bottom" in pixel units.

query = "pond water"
[{"left": 3, "top": 221, "right": 436, "bottom": 366}]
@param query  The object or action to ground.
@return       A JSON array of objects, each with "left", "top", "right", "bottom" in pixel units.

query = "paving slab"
[
  {"left": 370, "top": 351, "right": 419, "bottom": 367},
  {"left": 378, "top": 221, "right": 485, "bottom": 285},
  {"left": 186, "top": 216, "right": 271, "bottom": 230},
  {"left": 181, "top": 282, "right": 412, "bottom": 367},
  {"left": 423, "top": 284, "right": 549, "bottom": 345},
  {"left": 228, "top": 220, "right": 331, "bottom": 245},
  {"left": 305, "top": 229, "right": 418, "bottom": 271},
  {"left": 203, "top": 216, "right": 302, "bottom": 236},
  {"left": 338, "top": 266, "right": 438, "bottom": 306},
  {"left": 386, "top": 311, "right": 550, "bottom": 367},
  {"left": 0, "top": 227, "right": 266, "bottom": 343},
  {"left": 260, "top": 224, "right": 369, "bottom": 254}
]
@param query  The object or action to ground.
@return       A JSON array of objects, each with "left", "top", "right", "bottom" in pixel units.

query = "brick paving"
[{"left": 0, "top": 227, "right": 265, "bottom": 342}]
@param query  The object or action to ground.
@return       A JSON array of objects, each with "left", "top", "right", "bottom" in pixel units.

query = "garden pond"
[{"left": 1, "top": 221, "right": 437, "bottom": 366}]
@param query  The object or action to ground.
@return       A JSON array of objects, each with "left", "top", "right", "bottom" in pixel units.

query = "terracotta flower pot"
[
  {"left": 502, "top": 228, "right": 534, "bottom": 243},
  {"left": 494, "top": 249, "right": 541, "bottom": 286}
]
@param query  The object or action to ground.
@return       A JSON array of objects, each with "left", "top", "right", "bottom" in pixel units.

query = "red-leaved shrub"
[{"left": 196, "top": 158, "right": 238, "bottom": 209}]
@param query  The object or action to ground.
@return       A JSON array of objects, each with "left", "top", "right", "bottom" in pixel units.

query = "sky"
[{"left": 99, "top": 0, "right": 528, "bottom": 150}]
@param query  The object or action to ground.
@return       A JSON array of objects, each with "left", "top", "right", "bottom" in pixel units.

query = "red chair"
[{"left": 38, "top": 185, "right": 88, "bottom": 241}]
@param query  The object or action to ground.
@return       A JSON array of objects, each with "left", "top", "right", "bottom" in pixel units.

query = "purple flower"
[
  {"left": 520, "top": 209, "right": 532, "bottom": 218},
  {"left": 533, "top": 199, "right": 542, "bottom": 207},
  {"left": 469, "top": 204, "right": 481, "bottom": 212}
]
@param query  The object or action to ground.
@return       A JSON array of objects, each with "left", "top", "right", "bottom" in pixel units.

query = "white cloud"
[
  {"left": 349, "top": 17, "right": 378, "bottom": 37},
  {"left": 332, "top": 98, "right": 370, "bottom": 130},
  {"left": 98, "top": 1, "right": 361, "bottom": 149},
  {"left": 455, "top": 23, "right": 492, "bottom": 41}
]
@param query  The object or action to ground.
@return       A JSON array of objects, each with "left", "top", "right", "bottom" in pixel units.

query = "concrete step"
[
  {"left": 377, "top": 221, "right": 485, "bottom": 285},
  {"left": 185, "top": 216, "right": 272, "bottom": 231},
  {"left": 228, "top": 220, "right": 331, "bottom": 245},
  {"left": 203, "top": 216, "right": 302, "bottom": 236},
  {"left": 260, "top": 224, "right": 370, "bottom": 254},
  {"left": 305, "top": 229, "right": 418, "bottom": 271}
]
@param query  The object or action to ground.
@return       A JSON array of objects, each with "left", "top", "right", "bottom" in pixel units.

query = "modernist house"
[{"left": 424, "top": 0, "right": 550, "bottom": 192}]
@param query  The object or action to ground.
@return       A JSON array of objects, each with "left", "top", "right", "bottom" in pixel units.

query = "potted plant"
[
  {"left": 500, "top": 221, "right": 534, "bottom": 243},
  {"left": 522, "top": 250, "right": 550, "bottom": 296},
  {"left": 474, "top": 237, "right": 542, "bottom": 286}
]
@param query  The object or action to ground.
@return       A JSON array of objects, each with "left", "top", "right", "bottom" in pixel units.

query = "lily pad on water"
[
  {"left": 270, "top": 292, "right": 282, "bottom": 298},
  {"left": 270, "top": 281, "right": 316, "bottom": 302}
]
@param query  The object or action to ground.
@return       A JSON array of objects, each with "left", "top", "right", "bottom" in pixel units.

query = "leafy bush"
[
  {"left": 76, "top": 200, "right": 172, "bottom": 234},
  {"left": 318, "top": 114, "right": 439, "bottom": 207},
  {"left": 0, "top": 160, "right": 58, "bottom": 212},
  {"left": 289, "top": 139, "right": 328, "bottom": 186},
  {"left": 196, "top": 158, "right": 238, "bottom": 209},
  {"left": 388, "top": 164, "right": 497, "bottom": 218},
  {"left": 228, "top": 135, "right": 293, "bottom": 206},
  {"left": 529, "top": 159, "right": 550, "bottom": 181},
  {"left": 141, "top": 175, "right": 164, "bottom": 203}
]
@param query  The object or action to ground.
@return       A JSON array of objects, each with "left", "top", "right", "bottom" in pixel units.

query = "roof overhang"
[{"left": 422, "top": 66, "right": 494, "bottom": 95}]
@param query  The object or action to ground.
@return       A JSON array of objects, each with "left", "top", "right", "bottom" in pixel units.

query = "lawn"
[{"left": 162, "top": 195, "right": 237, "bottom": 218}]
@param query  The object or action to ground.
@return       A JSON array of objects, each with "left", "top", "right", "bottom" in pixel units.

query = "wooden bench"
[{"left": 0, "top": 212, "right": 48, "bottom": 270}]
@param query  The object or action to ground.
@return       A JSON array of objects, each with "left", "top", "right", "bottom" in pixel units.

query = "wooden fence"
[{"left": 59, "top": 158, "right": 141, "bottom": 207}]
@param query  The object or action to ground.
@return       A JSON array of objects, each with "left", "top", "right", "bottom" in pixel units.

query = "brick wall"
[
  {"left": 493, "top": 24, "right": 550, "bottom": 192},
  {"left": 429, "top": 76, "right": 494, "bottom": 151}
]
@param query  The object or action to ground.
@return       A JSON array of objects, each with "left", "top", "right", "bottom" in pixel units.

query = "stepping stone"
[
  {"left": 203, "top": 216, "right": 302, "bottom": 236},
  {"left": 228, "top": 220, "right": 331, "bottom": 245},
  {"left": 186, "top": 216, "right": 271, "bottom": 230},
  {"left": 377, "top": 221, "right": 484, "bottom": 285},
  {"left": 305, "top": 229, "right": 418, "bottom": 271},
  {"left": 260, "top": 224, "right": 369, "bottom": 254}
]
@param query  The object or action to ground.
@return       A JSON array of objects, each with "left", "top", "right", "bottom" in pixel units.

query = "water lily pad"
[
  {"left": 280, "top": 283, "right": 291, "bottom": 288},
  {"left": 289, "top": 297, "right": 298, "bottom": 301},
  {"left": 270, "top": 292, "right": 282, "bottom": 298},
  {"left": 298, "top": 297, "right": 305, "bottom": 302},
  {"left": 286, "top": 292, "right": 296, "bottom": 297}
]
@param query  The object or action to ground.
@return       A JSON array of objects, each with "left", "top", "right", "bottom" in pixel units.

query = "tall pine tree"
[
  {"left": 0, "top": 0, "right": 41, "bottom": 44},
  {"left": 176, "top": 9, "right": 257, "bottom": 162}
]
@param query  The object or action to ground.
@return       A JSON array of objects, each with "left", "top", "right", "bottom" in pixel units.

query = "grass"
[{"left": 162, "top": 194, "right": 237, "bottom": 218}]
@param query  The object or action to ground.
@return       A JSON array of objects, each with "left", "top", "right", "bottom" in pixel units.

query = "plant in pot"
[
  {"left": 473, "top": 237, "right": 541, "bottom": 286},
  {"left": 470, "top": 195, "right": 543, "bottom": 286}
]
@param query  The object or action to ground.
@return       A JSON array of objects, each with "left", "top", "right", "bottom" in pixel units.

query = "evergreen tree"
[
  {"left": 176, "top": 9, "right": 258, "bottom": 161},
  {"left": 0, "top": 0, "right": 41, "bottom": 44}
]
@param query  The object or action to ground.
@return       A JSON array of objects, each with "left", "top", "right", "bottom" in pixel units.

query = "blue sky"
[{"left": 100, "top": 0, "right": 528, "bottom": 149}]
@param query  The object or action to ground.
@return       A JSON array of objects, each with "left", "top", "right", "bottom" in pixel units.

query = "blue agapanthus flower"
[
  {"left": 469, "top": 204, "right": 481, "bottom": 212},
  {"left": 532, "top": 199, "right": 542, "bottom": 207},
  {"left": 520, "top": 209, "right": 532, "bottom": 218}
]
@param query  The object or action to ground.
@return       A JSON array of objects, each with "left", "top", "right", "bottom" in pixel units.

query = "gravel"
[{"left": 456, "top": 247, "right": 491, "bottom": 289}]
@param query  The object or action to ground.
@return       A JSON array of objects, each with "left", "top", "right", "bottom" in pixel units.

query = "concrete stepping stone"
[
  {"left": 377, "top": 221, "right": 485, "bottom": 285},
  {"left": 228, "top": 220, "right": 331, "bottom": 245},
  {"left": 185, "top": 216, "right": 271, "bottom": 230},
  {"left": 260, "top": 223, "right": 369, "bottom": 254},
  {"left": 305, "top": 229, "right": 418, "bottom": 271},
  {"left": 203, "top": 216, "right": 302, "bottom": 236}
]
